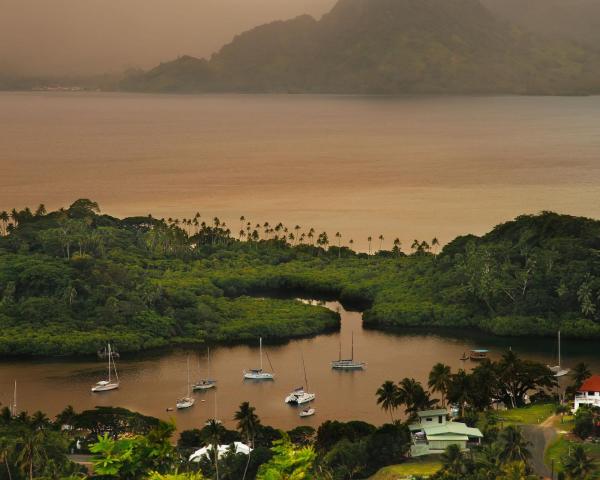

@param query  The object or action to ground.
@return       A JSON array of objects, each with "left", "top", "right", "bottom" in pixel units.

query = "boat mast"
[
  {"left": 558, "top": 330, "right": 561, "bottom": 368},
  {"left": 338, "top": 338, "right": 342, "bottom": 361},
  {"left": 187, "top": 355, "right": 191, "bottom": 397},
  {"left": 301, "top": 350, "right": 309, "bottom": 391},
  {"left": 12, "top": 380, "right": 16, "bottom": 417},
  {"left": 207, "top": 347, "right": 211, "bottom": 377},
  {"left": 259, "top": 337, "right": 263, "bottom": 371},
  {"left": 351, "top": 331, "right": 354, "bottom": 361},
  {"left": 107, "top": 343, "right": 112, "bottom": 383}
]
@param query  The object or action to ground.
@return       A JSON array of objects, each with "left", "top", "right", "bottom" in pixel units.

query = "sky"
[{"left": 0, "top": 0, "right": 335, "bottom": 75}]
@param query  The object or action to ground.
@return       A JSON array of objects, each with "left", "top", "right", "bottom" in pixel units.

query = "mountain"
[
  {"left": 480, "top": 0, "right": 600, "bottom": 49},
  {"left": 121, "top": 0, "right": 600, "bottom": 95}
]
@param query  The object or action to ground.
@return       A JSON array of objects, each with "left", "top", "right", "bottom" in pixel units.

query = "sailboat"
[
  {"left": 285, "top": 350, "right": 316, "bottom": 405},
  {"left": 548, "top": 330, "right": 570, "bottom": 377},
  {"left": 176, "top": 356, "right": 195, "bottom": 409},
  {"left": 193, "top": 347, "right": 217, "bottom": 391},
  {"left": 91, "top": 343, "right": 120, "bottom": 392},
  {"left": 331, "top": 331, "right": 365, "bottom": 370},
  {"left": 243, "top": 337, "right": 274, "bottom": 380}
]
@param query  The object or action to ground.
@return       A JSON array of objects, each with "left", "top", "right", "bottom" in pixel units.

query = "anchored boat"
[
  {"left": 548, "top": 330, "right": 570, "bottom": 377},
  {"left": 91, "top": 343, "right": 120, "bottom": 392},
  {"left": 331, "top": 331, "right": 365, "bottom": 370},
  {"left": 285, "top": 351, "right": 316, "bottom": 405},
  {"left": 244, "top": 337, "right": 274, "bottom": 380},
  {"left": 176, "top": 356, "right": 195, "bottom": 409},
  {"left": 193, "top": 347, "right": 217, "bottom": 391}
]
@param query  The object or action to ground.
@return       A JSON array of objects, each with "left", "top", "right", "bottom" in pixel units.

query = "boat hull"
[
  {"left": 91, "top": 382, "right": 119, "bottom": 392},
  {"left": 176, "top": 398, "right": 195, "bottom": 409},
  {"left": 331, "top": 361, "right": 365, "bottom": 370},
  {"left": 244, "top": 370, "right": 274, "bottom": 380},
  {"left": 299, "top": 408, "right": 315, "bottom": 417},
  {"left": 192, "top": 381, "right": 217, "bottom": 391}
]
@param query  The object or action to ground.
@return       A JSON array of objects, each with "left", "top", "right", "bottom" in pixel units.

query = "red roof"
[{"left": 579, "top": 375, "right": 600, "bottom": 392}]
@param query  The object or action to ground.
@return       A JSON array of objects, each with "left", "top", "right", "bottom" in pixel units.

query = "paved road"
[{"left": 522, "top": 415, "right": 557, "bottom": 479}]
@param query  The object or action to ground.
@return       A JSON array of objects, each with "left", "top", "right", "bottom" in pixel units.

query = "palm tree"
[
  {"left": 234, "top": 402, "right": 261, "bottom": 446},
  {"left": 378, "top": 234, "right": 384, "bottom": 251},
  {"left": 563, "top": 444, "right": 596, "bottom": 479},
  {"left": 411, "top": 239, "right": 420, "bottom": 254},
  {"left": 367, "top": 236, "right": 372, "bottom": 255},
  {"left": 15, "top": 429, "right": 45, "bottom": 480},
  {"left": 335, "top": 232, "right": 342, "bottom": 258},
  {"left": 498, "top": 426, "right": 531, "bottom": 464},
  {"left": 393, "top": 238, "right": 401, "bottom": 257},
  {"left": 431, "top": 237, "right": 440, "bottom": 253},
  {"left": 0, "top": 211, "right": 8, "bottom": 236},
  {"left": 498, "top": 461, "right": 537, "bottom": 480},
  {"left": 428, "top": 363, "right": 451, "bottom": 407},
  {"left": 206, "top": 419, "right": 222, "bottom": 479},
  {"left": 55, "top": 405, "right": 76, "bottom": 429},
  {"left": 0, "top": 434, "right": 14, "bottom": 480},
  {"left": 397, "top": 378, "right": 435, "bottom": 417},
  {"left": 572, "top": 362, "right": 592, "bottom": 390},
  {"left": 441, "top": 444, "right": 466, "bottom": 476},
  {"left": 376, "top": 381, "right": 399, "bottom": 421},
  {"left": 349, "top": 239, "right": 354, "bottom": 251}
]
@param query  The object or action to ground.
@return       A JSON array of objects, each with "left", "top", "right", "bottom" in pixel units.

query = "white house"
[
  {"left": 409, "top": 409, "right": 483, "bottom": 457},
  {"left": 574, "top": 375, "right": 600, "bottom": 411}
]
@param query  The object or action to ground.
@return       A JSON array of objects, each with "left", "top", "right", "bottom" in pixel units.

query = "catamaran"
[
  {"left": 243, "top": 337, "right": 274, "bottom": 380},
  {"left": 176, "top": 356, "right": 195, "bottom": 409},
  {"left": 193, "top": 347, "right": 217, "bottom": 391},
  {"left": 548, "top": 330, "right": 570, "bottom": 377},
  {"left": 285, "top": 351, "right": 315, "bottom": 405},
  {"left": 91, "top": 343, "right": 120, "bottom": 392},
  {"left": 331, "top": 331, "right": 365, "bottom": 370}
]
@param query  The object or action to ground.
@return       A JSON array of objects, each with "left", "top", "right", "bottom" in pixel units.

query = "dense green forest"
[
  {"left": 1, "top": 199, "right": 600, "bottom": 356},
  {"left": 120, "top": 0, "right": 600, "bottom": 95}
]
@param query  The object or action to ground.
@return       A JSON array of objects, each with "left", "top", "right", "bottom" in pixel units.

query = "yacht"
[
  {"left": 548, "top": 330, "right": 570, "bottom": 377},
  {"left": 243, "top": 337, "right": 274, "bottom": 380},
  {"left": 91, "top": 343, "right": 120, "bottom": 392},
  {"left": 193, "top": 347, "right": 217, "bottom": 391},
  {"left": 285, "top": 350, "right": 316, "bottom": 404},
  {"left": 331, "top": 332, "right": 365, "bottom": 370},
  {"left": 176, "top": 356, "right": 195, "bottom": 409}
]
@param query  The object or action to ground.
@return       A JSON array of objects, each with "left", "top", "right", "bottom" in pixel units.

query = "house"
[
  {"left": 409, "top": 409, "right": 483, "bottom": 457},
  {"left": 574, "top": 375, "right": 600, "bottom": 411}
]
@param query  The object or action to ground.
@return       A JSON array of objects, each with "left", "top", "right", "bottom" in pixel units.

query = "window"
[
  {"left": 439, "top": 416, "right": 443, "bottom": 424},
  {"left": 426, "top": 417, "right": 432, "bottom": 422}
]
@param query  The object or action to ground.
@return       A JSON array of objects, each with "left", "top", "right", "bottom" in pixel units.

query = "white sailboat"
[
  {"left": 299, "top": 407, "right": 315, "bottom": 418},
  {"left": 193, "top": 347, "right": 217, "bottom": 391},
  {"left": 243, "top": 337, "right": 274, "bottom": 380},
  {"left": 285, "top": 350, "right": 315, "bottom": 405},
  {"left": 176, "top": 356, "right": 195, "bottom": 409},
  {"left": 331, "top": 331, "right": 365, "bottom": 370},
  {"left": 91, "top": 343, "right": 120, "bottom": 392},
  {"left": 548, "top": 330, "right": 570, "bottom": 377}
]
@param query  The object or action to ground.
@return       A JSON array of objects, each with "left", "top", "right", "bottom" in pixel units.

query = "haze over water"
[{"left": 2, "top": 91, "right": 600, "bottom": 249}]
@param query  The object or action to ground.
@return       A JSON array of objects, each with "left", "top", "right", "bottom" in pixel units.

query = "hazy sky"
[{"left": 1, "top": 0, "right": 335, "bottom": 75}]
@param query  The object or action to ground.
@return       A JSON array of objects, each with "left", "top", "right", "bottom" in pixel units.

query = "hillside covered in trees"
[
  {"left": 121, "top": 0, "right": 600, "bottom": 95},
  {"left": 1, "top": 199, "right": 600, "bottom": 356}
]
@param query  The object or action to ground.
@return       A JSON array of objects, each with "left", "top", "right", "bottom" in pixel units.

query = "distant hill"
[
  {"left": 121, "top": 0, "right": 600, "bottom": 95},
  {"left": 481, "top": 0, "right": 600, "bottom": 49}
]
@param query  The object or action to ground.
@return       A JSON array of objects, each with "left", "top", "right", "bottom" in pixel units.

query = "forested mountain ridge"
[
  {"left": 121, "top": 0, "right": 600, "bottom": 95},
  {"left": 2, "top": 201, "right": 600, "bottom": 356}
]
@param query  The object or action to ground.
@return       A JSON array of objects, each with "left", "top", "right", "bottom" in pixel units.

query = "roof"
[
  {"left": 579, "top": 375, "right": 600, "bottom": 392},
  {"left": 426, "top": 435, "right": 470, "bottom": 441},
  {"left": 423, "top": 422, "right": 483, "bottom": 438},
  {"left": 417, "top": 409, "right": 448, "bottom": 418}
]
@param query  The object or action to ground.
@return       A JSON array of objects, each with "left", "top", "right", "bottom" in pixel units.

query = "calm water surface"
[
  {"left": 0, "top": 301, "right": 596, "bottom": 432},
  {"left": 2, "top": 92, "right": 600, "bottom": 249}
]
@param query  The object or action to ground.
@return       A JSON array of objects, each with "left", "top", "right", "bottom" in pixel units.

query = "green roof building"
[{"left": 409, "top": 409, "right": 483, "bottom": 457}]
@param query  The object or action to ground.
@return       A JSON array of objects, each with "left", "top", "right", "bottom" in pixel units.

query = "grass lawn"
[
  {"left": 369, "top": 459, "right": 442, "bottom": 479},
  {"left": 497, "top": 403, "right": 557, "bottom": 425},
  {"left": 553, "top": 414, "right": 575, "bottom": 432},
  {"left": 545, "top": 435, "right": 600, "bottom": 479}
]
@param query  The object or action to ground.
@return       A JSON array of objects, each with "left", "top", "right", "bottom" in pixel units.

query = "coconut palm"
[
  {"left": 206, "top": 419, "right": 222, "bottom": 479},
  {"left": 411, "top": 239, "right": 420, "bottom": 254},
  {"left": 572, "top": 362, "right": 592, "bottom": 390},
  {"left": 397, "top": 377, "right": 436, "bottom": 417},
  {"left": 378, "top": 234, "right": 384, "bottom": 251},
  {"left": 498, "top": 426, "right": 531, "bottom": 464},
  {"left": 349, "top": 239, "right": 354, "bottom": 251},
  {"left": 441, "top": 444, "right": 466, "bottom": 476},
  {"left": 335, "top": 232, "right": 342, "bottom": 258},
  {"left": 393, "top": 238, "right": 401, "bottom": 257},
  {"left": 428, "top": 363, "right": 452, "bottom": 407},
  {"left": 55, "top": 405, "right": 76, "bottom": 429},
  {"left": 367, "top": 236, "right": 372, "bottom": 255},
  {"left": 563, "top": 444, "right": 596, "bottom": 479},
  {"left": 497, "top": 461, "right": 537, "bottom": 480},
  {"left": 432, "top": 237, "right": 440, "bottom": 253},
  {"left": 0, "top": 434, "right": 14, "bottom": 480},
  {"left": 376, "top": 381, "right": 399, "bottom": 421},
  {"left": 234, "top": 402, "right": 261, "bottom": 446}
]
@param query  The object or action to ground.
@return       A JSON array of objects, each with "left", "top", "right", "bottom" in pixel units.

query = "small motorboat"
[
  {"left": 469, "top": 349, "right": 489, "bottom": 361},
  {"left": 460, "top": 352, "right": 469, "bottom": 361},
  {"left": 299, "top": 407, "right": 315, "bottom": 418}
]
